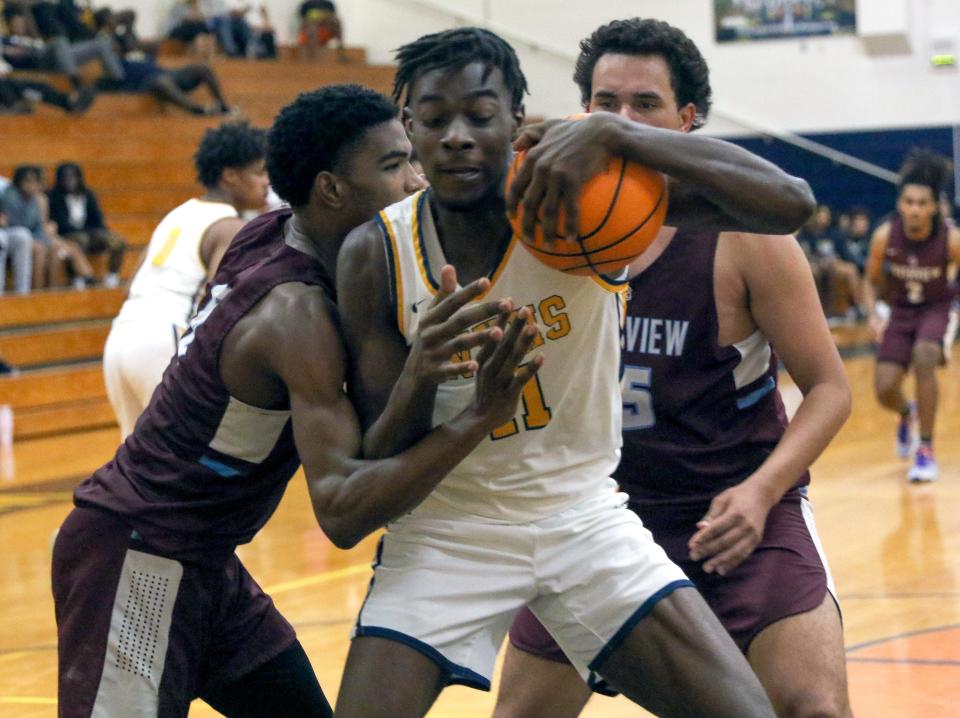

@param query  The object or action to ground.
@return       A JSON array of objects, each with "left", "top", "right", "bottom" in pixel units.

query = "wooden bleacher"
[{"left": 0, "top": 47, "right": 394, "bottom": 439}]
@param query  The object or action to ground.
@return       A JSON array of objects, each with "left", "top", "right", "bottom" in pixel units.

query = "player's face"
[
  {"left": 405, "top": 63, "right": 523, "bottom": 210},
  {"left": 897, "top": 184, "right": 938, "bottom": 237},
  {"left": 338, "top": 119, "right": 425, "bottom": 224},
  {"left": 587, "top": 53, "right": 696, "bottom": 133},
  {"left": 229, "top": 159, "right": 270, "bottom": 211}
]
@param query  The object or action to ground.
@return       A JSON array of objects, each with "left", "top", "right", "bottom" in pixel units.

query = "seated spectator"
[
  {"left": 797, "top": 203, "right": 862, "bottom": 322},
  {"left": 95, "top": 9, "right": 234, "bottom": 115},
  {"left": 1, "top": 207, "right": 33, "bottom": 295},
  {"left": 1, "top": 5, "right": 125, "bottom": 89},
  {"left": 48, "top": 162, "right": 126, "bottom": 288},
  {"left": 298, "top": 0, "right": 344, "bottom": 60},
  {"left": 165, "top": 0, "right": 215, "bottom": 58},
  {"left": 25, "top": 0, "right": 95, "bottom": 42},
  {"left": 837, "top": 205, "right": 872, "bottom": 273},
  {"left": 1, "top": 55, "right": 96, "bottom": 112},
  {"left": 1, "top": 165, "right": 95, "bottom": 290},
  {"left": 228, "top": 2, "right": 275, "bottom": 58}
]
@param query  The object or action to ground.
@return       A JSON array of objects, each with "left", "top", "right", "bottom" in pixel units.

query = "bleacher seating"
[{"left": 0, "top": 48, "right": 394, "bottom": 439}]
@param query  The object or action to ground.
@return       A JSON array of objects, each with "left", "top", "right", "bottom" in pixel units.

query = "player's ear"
[
  {"left": 313, "top": 171, "right": 344, "bottom": 208},
  {"left": 510, "top": 104, "right": 526, "bottom": 141},
  {"left": 402, "top": 107, "right": 414, "bottom": 137},
  {"left": 678, "top": 102, "right": 696, "bottom": 133}
]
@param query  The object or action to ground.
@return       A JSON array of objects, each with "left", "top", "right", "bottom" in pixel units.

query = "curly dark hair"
[
  {"left": 898, "top": 149, "right": 951, "bottom": 199},
  {"left": 574, "top": 18, "right": 712, "bottom": 130},
  {"left": 194, "top": 122, "right": 267, "bottom": 189},
  {"left": 266, "top": 84, "right": 397, "bottom": 208},
  {"left": 393, "top": 27, "right": 528, "bottom": 109},
  {"left": 12, "top": 165, "right": 43, "bottom": 189}
]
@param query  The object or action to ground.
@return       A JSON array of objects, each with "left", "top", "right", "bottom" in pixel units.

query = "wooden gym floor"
[{"left": 0, "top": 353, "right": 957, "bottom": 717}]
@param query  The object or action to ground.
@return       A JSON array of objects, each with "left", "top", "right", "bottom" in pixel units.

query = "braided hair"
[{"left": 393, "top": 27, "right": 528, "bottom": 109}]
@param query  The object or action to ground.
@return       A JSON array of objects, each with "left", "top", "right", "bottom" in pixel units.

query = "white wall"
[{"left": 106, "top": 0, "right": 960, "bottom": 135}]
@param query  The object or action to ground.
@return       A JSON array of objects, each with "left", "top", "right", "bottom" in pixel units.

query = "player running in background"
[
  {"left": 865, "top": 149, "right": 960, "bottom": 482},
  {"left": 102, "top": 122, "right": 267, "bottom": 438}
]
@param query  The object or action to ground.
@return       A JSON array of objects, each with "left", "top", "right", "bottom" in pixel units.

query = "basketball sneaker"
[
  {"left": 908, "top": 445, "right": 938, "bottom": 483},
  {"left": 896, "top": 402, "right": 917, "bottom": 458}
]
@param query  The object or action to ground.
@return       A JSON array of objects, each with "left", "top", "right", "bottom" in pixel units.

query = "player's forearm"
[
  {"left": 603, "top": 117, "right": 815, "bottom": 234},
  {"left": 743, "top": 380, "right": 851, "bottom": 502},
  {"left": 311, "top": 408, "right": 489, "bottom": 548},
  {"left": 360, "top": 372, "right": 438, "bottom": 459}
]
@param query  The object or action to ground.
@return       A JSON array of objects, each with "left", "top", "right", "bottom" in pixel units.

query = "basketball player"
[
  {"left": 333, "top": 27, "right": 819, "bottom": 718},
  {"left": 864, "top": 149, "right": 960, "bottom": 482},
  {"left": 52, "top": 84, "right": 539, "bottom": 718},
  {"left": 102, "top": 122, "right": 268, "bottom": 438},
  {"left": 495, "top": 18, "right": 853, "bottom": 718}
]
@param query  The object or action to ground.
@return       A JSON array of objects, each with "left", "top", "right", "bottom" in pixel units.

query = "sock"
[
  {"left": 919, "top": 437, "right": 933, "bottom": 449},
  {"left": 898, "top": 404, "right": 912, "bottom": 418}
]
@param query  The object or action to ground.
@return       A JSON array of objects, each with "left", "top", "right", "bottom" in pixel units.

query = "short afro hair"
[
  {"left": 574, "top": 18, "right": 712, "bottom": 130},
  {"left": 267, "top": 84, "right": 398, "bottom": 208},
  {"left": 393, "top": 27, "right": 528, "bottom": 109},
  {"left": 194, "top": 122, "right": 266, "bottom": 189},
  {"left": 898, "top": 149, "right": 951, "bottom": 199}
]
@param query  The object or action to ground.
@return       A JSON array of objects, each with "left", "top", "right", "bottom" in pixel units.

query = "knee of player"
[
  {"left": 775, "top": 687, "right": 849, "bottom": 718},
  {"left": 911, "top": 344, "right": 940, "bottom": 370}
]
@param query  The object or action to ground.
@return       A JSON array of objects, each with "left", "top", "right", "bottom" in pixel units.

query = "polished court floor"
[{"left": 1, "top": 354, "right": 958, "bottom": 717}]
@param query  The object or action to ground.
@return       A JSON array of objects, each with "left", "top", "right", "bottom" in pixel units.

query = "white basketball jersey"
[
  {"left": 380, "top": 191, "right": 625, "bottom": 522},
  {"left": 116, "top": 199, "right": 238, "bottom": 326}
]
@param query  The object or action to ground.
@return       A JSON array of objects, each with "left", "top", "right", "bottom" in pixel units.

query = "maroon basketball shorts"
[
  {"left": 509, "top": 492, "right": 836, "bottom": 668},
  {"left": 52, "top": 506, "right": 296, "bottom": 718},
  {"left": 877, "top": 300, "right": 958, "bottom": 367}
]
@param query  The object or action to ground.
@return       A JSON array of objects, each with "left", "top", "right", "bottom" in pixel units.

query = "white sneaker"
[{"left": 907, "top": 446, "right": 938, "bottom": 482}]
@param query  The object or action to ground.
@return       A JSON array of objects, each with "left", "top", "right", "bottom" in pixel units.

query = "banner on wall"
[{"left": 715, "top": 0, "right": 856, "bottom": 43}]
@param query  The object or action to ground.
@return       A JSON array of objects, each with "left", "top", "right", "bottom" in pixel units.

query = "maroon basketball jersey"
[
  {"left": 614, "top": 229, "right": 805, "bottom": 505},
  {"left": 884, "top": 216, "right": 952, "bottom": 306},
  {"left": 75, "top": 211, "right": 333, "bottom": 562}
]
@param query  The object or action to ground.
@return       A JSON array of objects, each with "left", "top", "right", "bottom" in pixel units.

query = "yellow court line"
[
  {"left": 0, "top": 696, "right": 57, "bottom": 705},
  {"left": 264, "top": 563, "right": 371, "bottom": 596}
]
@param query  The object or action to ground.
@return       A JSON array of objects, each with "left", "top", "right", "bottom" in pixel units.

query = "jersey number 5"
[
  {"left": 490, "top": 371, "right": 552, "bottom": 440},
  {"left": 622, "top": 365, "right": 656, "bottom": 431}
]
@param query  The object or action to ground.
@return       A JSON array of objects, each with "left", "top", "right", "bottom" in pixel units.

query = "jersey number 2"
[
  {"left": 622, "top": 365, "right": 656, "bottom": 431},
  {"left": 491, "top": 371, "right": 552, "bottom": 440}
]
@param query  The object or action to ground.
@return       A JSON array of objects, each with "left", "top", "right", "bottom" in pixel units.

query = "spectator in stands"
[
  {"left": 0, "top": 54, "right": 96, "bottom": 112},
  {"left": 1, "top": 205, "right": 34, "bottom": 295},
  {"left": 95, "top": 8, "right": 235, "bottom": 116},
  {"left": 48, "top": 162, "right": 126, "bottom": 288},
  {"left": 23, "top": 0, "right": 94, "bottom": 42},
  {"left": 165, "top": 0, "right": 215, "bottom": 58},
  {"left": 229, "top": 2, "right": 276, "bottom": 58},
  {"left": 1, "top": 4, "right": 124, "bottom": 89},
  {"left": 298, "top": 0, "right": 344, "bottom": 60},
  {"left": 797, "top": 203, "right": 862, "bottom": 322},
  {"left": 837, "top": 205, "right": 872, "bottom": 273},
  {"left": 1, "top": 165, "right": 95, "bottom": 290}
]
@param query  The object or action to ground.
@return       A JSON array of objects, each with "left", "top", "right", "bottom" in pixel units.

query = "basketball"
[{"left": 507, "top": 151, "right": 668, "bottom": 277}]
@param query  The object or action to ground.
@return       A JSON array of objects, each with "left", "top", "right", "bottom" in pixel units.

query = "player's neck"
[
  {"left": 430, "top": 194, "right": 512, "bottom": 283},
  {"left": 902, "top": 216, "right": 934, "bottom": 241},
  {"left": 201, "top": 188, "right": 236, "bottom": 209},
  {"left": 287, "top": 210, "right": 339, "bottom": 278}
]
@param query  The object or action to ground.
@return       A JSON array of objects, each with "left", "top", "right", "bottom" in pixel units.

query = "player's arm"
[
  {"left": 948, "top": 226, "right": 960, "bottom": 263},
  {"left": 862, "top": 223, "right": 890, "bottom": 338},
  {"left": 336, "top": 221, "right": 514, "bottom": 458},
  {"left": 687, "top": 234, "right": 851, "bottom": 575},
  {"left": 233, "top": 283, "right": 539, "bottom": 548},
  {"left": 508, "top": 114, "right": 815, "bottom": 242},
  {"left": 200, "top": 216, "right": 246, "bottom": 281}
]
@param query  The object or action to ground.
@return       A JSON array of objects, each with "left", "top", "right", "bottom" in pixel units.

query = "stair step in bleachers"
[
  {"left": 0, "top": 323, "right": 109, "bottom": 368},
  {"left": 0, "top": 288, "right": 125, "bottom": 330},
  {"left": 13, "top": 398, "right": 117, "bottom": 440}
]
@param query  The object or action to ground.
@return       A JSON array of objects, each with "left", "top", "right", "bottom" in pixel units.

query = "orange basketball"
[{"left": 507, "top": 151, "right": 668, "bottom": 277}]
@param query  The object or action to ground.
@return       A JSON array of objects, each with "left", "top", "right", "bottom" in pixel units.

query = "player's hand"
[
  {"left": 470, "top": 307, "right": 544, "bottom": 430},
  {"left": 403, "top": 264, "right": 513, "bottom": 387},
  {"left": 506, "top": 114, "right": 616, "bottom": 244},
  {"left": 869, "top": 305, "right": 889, "bottom": 343},
  {"left": 687, "top": 482, "right": 777, "bottom": 576}
]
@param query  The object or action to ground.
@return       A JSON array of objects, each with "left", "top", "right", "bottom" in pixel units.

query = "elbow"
[
  {"left": 780, "top": 178, "right": 816, "bottom": 233},
  {"left": 319, "top": 517, "right": 365, "bottom": 550}
]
